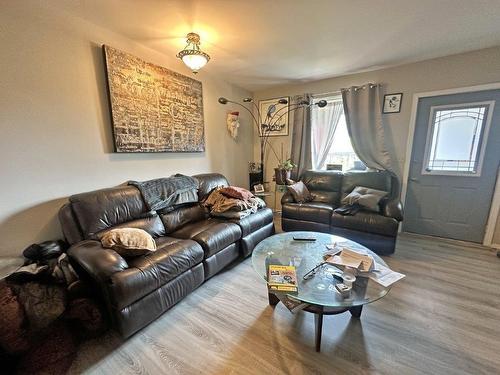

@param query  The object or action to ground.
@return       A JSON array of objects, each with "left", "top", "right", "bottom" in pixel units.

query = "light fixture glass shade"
[
  {"left": 177, "top": 32, "right": 210, "bottom": 73},
  {"left": 181, "top": 54, "right": 208, "bottom": 72}
]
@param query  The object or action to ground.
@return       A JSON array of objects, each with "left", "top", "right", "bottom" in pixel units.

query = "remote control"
[{"left": 293, "top": 237, "right": 317, "bottom": 242}]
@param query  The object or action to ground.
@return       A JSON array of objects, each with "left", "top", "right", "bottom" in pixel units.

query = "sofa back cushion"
[
  {"left": 160, "top": 204, "right": 207, "bottom": 234},
  {"left": 92, "top": 214, "right": 166, "bottom": 240},
  {"left": 69, "top": 185, "right": 153, "bottom": 239},
  {"left": 300, "top": 170, "right": 343, "bottom": 205},
  {"left": 340, "top": 171, "right": 392, "bottom": 200},
  {"left": 193, "top": 173, "right": 229, "bottom": 201}
]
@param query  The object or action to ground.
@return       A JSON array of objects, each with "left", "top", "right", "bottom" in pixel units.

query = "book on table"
[{"left": 267, "top": 264, "right": 298, "bottom": 293}]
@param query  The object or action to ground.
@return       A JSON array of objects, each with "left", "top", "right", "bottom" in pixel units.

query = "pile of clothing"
[
  {"left": 1, "top": 241, "right": 108, "bottom": 373},
  {"left": 204, "top": 186, "right": 265, "bottom": 219}
]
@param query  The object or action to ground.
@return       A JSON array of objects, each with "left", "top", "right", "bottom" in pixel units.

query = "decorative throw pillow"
[
  {"left": 341, "top": 186, "right": 388, "bottom": 212},
  {"left": 100, "top": 228, "right": 156, "bottom": 257},
  {"left": 287, "top": 181, "right": 314, "bottom": 203},
  {"left": 219, "top": 186, "right": 254, "bottom": 201}
]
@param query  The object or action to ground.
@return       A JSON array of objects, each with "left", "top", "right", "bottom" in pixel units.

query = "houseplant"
[{"left": 275, "top": 158, "right": 296, "bottom": 185}]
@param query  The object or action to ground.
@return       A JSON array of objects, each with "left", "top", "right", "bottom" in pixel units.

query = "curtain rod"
[
  {"left": 312, "top": 83, "right": 381, "bottom": 97},
  {"left": 340, "top": 83, "right": 381, "bottom": 92}
]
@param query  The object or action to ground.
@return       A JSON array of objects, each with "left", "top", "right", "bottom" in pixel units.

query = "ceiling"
[{"left": 54, "top": 0, "right": 500, "bottom": 92}]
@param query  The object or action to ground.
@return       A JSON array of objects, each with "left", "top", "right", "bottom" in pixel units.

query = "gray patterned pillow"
[{"left": 341, "top": 186, "right": 388, "bottom": 212}]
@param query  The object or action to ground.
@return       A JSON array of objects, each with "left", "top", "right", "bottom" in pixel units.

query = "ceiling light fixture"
[{"left": 176, "top": 32, "right": 210, "bottom": 74}]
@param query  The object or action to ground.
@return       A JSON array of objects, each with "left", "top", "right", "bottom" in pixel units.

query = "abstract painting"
[{"left": 103, "top": 45, "right": 205, "bottom": 152}]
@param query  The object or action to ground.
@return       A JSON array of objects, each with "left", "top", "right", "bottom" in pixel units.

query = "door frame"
[{"left": 401, "top": 82, "right": 500, "bottom": 247}]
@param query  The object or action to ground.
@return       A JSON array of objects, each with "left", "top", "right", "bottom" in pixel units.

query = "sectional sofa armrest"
[
  {"left": 281, "top": 191, "right": 295, "bottom": 204},
  {"left": 68, "top": 240, "right": 129, "bottom": 285},
  {"left": 381, "top": 198, "right": 404, "bottom": 221}
]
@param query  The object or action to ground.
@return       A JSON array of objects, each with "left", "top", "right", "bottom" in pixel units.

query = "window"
[
  {"left": 311, "top": 95, "right": 363, "bottom": 172},
  {"left": 422, "top": 102, "right": 493, "bottom": 176}
]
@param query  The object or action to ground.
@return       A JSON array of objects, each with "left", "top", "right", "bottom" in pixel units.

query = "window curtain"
[
  {"left": 341, "top": 84, "right": 393, "bottom": 172},
  {"left": 311, "top": 99, "right": 344, "bottom": 169},
  {"left": 289, "top": 94, "right": 313, "bottom": 180}
]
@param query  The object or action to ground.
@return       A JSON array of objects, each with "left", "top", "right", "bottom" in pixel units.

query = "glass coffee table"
[{"left": 252, "top": 231, "right": 391, "bottom": 351}]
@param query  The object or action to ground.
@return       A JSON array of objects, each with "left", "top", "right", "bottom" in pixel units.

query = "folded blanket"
[
  {"left": 129, "top": 174, "right": 199, "bottom": 212},
  {"left": 204, "top": 187, "right": 264, "bottom": 215},
  {"left": 211, "top": 209, "right": 253, "bottom": 220},
  {"left": 334, "top": 204, "right": 361, "bottom": 216}
]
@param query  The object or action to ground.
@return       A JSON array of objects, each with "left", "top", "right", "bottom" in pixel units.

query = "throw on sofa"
[
  {"left": 281, "top": 170, "right": 403, "bottom": 255},
  {"left": 58, "top": 173, "right": 275, "bottom": 337}
]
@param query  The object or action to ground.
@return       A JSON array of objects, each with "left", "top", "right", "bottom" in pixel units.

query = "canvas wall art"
[{"left": 103, "top": 45, "right": 205, "bottom": 152}]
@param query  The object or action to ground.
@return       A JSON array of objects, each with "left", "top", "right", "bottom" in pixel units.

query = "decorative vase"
[{"left": 274, "top": 168, "right": 290, "bottom": 185}]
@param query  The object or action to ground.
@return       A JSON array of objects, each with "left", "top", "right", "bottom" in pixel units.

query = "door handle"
[{"left": 409, "top": 178, "right": 419, "bottom": 182}]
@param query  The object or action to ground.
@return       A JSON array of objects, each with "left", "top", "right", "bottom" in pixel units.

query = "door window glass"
[{"left": 423, "top": 103, "right": 493, "bottom": 175}]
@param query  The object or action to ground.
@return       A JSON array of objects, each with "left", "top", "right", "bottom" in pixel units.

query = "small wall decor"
[
  {"left": 103, "top": 45, "right": 205, "bottom": 152},
  {"left": 383, "top": 93, "right": 403, "bottom": 114},
  {"left": 226, "top": 111, "right": 240, "bottom": 139},
  {"left": 259, "top": 97, "right": 290, "bottom": 136}
]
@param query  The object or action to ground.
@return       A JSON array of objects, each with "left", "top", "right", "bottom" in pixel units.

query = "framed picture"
[
  {"left": 259, "top": 97, "right": 290, "bottom": 137},
  {"left": 254, "top": 184, "right": 265, "bottom": 193},
  {"left": 383, "top": 93, "right": 403, "bottom": 114},
  {"left": 103, "top": 45, "right": 205, "bottom": 152}
]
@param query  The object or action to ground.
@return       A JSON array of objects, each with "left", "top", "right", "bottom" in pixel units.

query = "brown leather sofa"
[
  {"left": 58, "top": 173, "right": 274, "bottom": 337},
  {"left": 281, "top": 170, "right": 403, "bottom": 255}
]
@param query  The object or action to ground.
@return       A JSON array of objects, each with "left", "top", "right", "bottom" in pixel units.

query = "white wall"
[
  {"left": 252, "top": 47, "right": 500, "bottom": 242},
  {"left": 0, "top": 2, "right": 253, "bottom": 256}
]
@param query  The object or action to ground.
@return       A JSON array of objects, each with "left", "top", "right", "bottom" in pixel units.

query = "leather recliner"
[
  {"left": 58, "top": 173, "right": 275, "bottom": 337},
  {"left": 281, "top": 170, "right": 403, "bottom": 255}
]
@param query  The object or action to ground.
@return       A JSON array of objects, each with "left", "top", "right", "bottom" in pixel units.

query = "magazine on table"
[
  {"left": 267, "top": 264, "right": 298, "bottom": 293},
  {"left": 275, "top": 294, "right": 309, "bottom": 313}
]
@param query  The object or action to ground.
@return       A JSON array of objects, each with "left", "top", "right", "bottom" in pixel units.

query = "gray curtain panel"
[
  {"left": 341, "top": 84, "right": 393, "bottom": 172},
  {"left": 311, "top": 99, "right": 344, "bottom": 169},
  {"left": 290, "top": 94, "right": 313, "bottom": 180}
]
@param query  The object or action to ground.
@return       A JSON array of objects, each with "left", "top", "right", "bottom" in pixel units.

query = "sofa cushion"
[
  {"left": 193, "top": 173, "right": 229, "bottom": 201},
  {"left": 301, "top": 170, "right": 342, "bottom": 205},
  {"left": 170, "top": 219, "right": 242, "bottom": 257},
  {"left": 109, "top": 238, "right": 204, "bottom": 310},
  {"left": 160, "top": 204, "right": 207, "bottom": 234},
  {"left": 282, "top": 202, "right": 334, "bottom": 225},
  {"left": 340, "top": 171, "right": 392, "bottom": 201},
  {"left": 69, "top": 185, "right": 148, "bottom": 239},
  {"left": 331, "top": 211, "right": 398, "bottom": 236},
  {"left": 229, "top": 208, "right": 274, "bottom": 237},
  {"left": 92, "top": 214, "right": 166, "bottom": 240}
]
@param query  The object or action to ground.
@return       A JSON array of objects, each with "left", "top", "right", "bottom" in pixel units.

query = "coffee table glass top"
[{"left": 252, "top": 231, "right": 390, "bottom": 308}]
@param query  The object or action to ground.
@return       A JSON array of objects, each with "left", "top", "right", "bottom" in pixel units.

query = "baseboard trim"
[{"left": 399, "top": 231, "right": 495, "bottom": 251}]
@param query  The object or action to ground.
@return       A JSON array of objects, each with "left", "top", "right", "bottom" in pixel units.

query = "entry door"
[{"left": 404, "top": 89, "right": 500, "bottom": 243}]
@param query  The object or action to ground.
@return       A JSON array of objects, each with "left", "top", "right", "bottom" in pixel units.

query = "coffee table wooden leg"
[
  {"left": 349, "top": 305, "right": 363, "bottom": 318},
  {"left": 314, "top": 309, "right": 324, "bottom": 352},
  {"left": 268, "top": 292, "right": 280, "bottom": 306}
]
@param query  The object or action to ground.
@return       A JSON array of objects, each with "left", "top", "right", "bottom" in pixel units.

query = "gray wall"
[
  {"left": 0, "top": 3, "right": 253, "bottom": 256},
  {"left": 252, "top": 47, "right": 500, "bottom": 245}
]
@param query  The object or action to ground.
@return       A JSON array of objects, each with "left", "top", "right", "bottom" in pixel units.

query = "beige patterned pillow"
[{"left": 100, "top": 228, "right": 156, "bottom": 257}]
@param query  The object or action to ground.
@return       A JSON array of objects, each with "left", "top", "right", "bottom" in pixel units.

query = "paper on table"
[
  {"left": 326, "top": 248, "right": 374, "bottom": 271},
  {"left": 368, "top": 264, "right": 405, "bottom": 287}
]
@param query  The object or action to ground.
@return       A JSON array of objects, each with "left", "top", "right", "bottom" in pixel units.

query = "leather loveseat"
[
  {"left": 58, "top": 173, "right": 274, "bottom": 337},
  {"left": 281, "top": 170, "right": 403, "bottom": 255}
]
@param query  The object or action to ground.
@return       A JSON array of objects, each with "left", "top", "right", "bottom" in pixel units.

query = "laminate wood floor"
[{"left": 68, "top": 233, "right": 500, "bottom": 375}]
